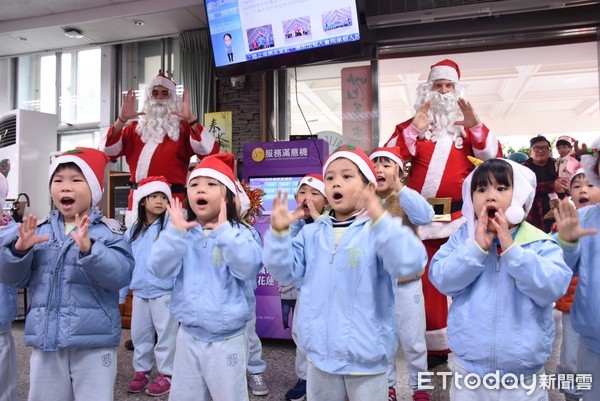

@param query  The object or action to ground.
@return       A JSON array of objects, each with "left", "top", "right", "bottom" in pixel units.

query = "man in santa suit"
[
  {"left": 384, "top": 59, "right": 503, "bottom": 368},
  {"left": 100, "top": 72, "right": 219, "bottom": 226}
]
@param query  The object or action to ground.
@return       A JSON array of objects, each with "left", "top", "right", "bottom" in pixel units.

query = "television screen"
[
  {"left": 205, "top": 0, "right": 362, "bottom": 78},
  {"left": 249, "top": 176, "right": 303, "bottom": 215}
]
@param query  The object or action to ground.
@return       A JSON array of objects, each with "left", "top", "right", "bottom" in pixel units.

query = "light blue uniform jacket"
[
  {"left": 0, "top": 222, "right": 17, "bottom": 333},
  {"left": 430, "top": 221, "right": 572, "bottom": 376},
  {"left": 263, "top": 212, "right": 427, "bottom": 375},
  {"left": 150, "top": 222, "right": 262, "bottom": 342},
  {"left": 558, "top": 204, "right": 600, "bottom": 353},
  {"left": 0, "top": 210, "right": 134, "bottom": 350}
]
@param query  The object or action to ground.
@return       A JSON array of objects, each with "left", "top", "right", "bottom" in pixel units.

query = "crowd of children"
[{"left": 0, "top": 133, "right": 599, "bottom": 401}]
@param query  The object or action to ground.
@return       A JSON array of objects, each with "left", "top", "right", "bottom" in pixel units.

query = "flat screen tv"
[
  {"left": 205, "top": 0, "right": 362, "bottom": 78},
  {"left": 248, "top": 176, "right": 303, "bottom": 215}
]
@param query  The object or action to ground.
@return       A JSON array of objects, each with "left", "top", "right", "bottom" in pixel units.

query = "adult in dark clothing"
[{"left": 523, "top": 135, "right": 568, "bottom": 232}]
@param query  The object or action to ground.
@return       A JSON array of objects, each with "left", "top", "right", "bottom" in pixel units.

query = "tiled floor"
[{"left": 13, "top": 309, "right": 570, "bottom": 400}]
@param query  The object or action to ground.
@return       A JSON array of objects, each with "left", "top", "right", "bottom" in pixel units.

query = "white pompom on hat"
[
  {"left": 48, "top": 147, "right": 110, "bottom": 206},
  {"left": 580, "top": 136, "right": 600, "bottom": 187},
  {"left": 427, "top": 59, "right": 461, "bottom": 83},
  {"left": 462, "top": 158, "right": 537, "bottom": 239},
  {"left": 297, "top": 174, "right": 326, "bottom": 197},
  {"left": 0, "top": 173, "right": 8, "bottom": 211},
  {"left": 369, "top": 146, "right": 404, "bottom": 171},
  {"left": 133, "top": 176, "right": 172, "bottom": 207},
  {"left": 188, "top": 153, "right": 237, "bottom": 195},
  {"left": 323, "top": 144, "right": 377, "bottom": 185}
]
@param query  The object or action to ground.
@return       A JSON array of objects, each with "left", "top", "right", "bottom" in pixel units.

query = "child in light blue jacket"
[
  {"left": 122, "top": 176, "right": 179, "bottom": 396},
  {"left": 555, "top": 137, "right": 600, "bottom": 401},
  {"left": 264, "top": 145, "right": 428, "bottom": 401},
  {"left": 150, "top": 153, "right": 262, "bottom": 401},
  {"left": 430, "top": 158, "right": 572, "bottom": 401},
  {"left": 0, "top": 148, "right": 134, "bottom": 401}
]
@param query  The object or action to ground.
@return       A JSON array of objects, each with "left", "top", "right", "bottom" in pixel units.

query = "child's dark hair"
[
  {"left": 470, "top": 158, "right": 513, "bottom": 195},
  {"left": 224, "top": 33, "right": 232, "bottom": 40},
  {"left": 185, "top": 187, "right": 245, "bottom": 227},
  {"left": 371, "top": 155, "right": 403, "bottom": 175},
  {"left": 570, "top": 172, "right": 586, "bottom": 189},
  {"left": 50, "top": 162, "right": 83, "bottom": 182},
  {"left": 129, "top": 195, "right": 168, "bottom": 242}
]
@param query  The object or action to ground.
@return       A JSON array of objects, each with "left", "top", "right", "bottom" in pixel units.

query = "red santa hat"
[
  {"left": 369, "top": 147, "right": 404, "bottom": 171},
  {"left": 0, "top": 173, "right": 8, "bottom": 211},
  {"left": 148, "top": 71, "right": 177, "bottom": 96},
  {"left": 323, "top": 145, "right": 377, "bottom": 185},
  {"left": 462, "top": 158, "right": 537, "bottom": 239},
  {"left": 48, "top": 147, "right": 110, "bottom": 206},
  {"left": 297, "top": 174, "right": 326, "bottom": 197},
  {"left": 556, "top": 135, "right": 575, "bottom": 148},
  {"left": 580, "top": 136, "right": 600, "bottom": 187},
  {"left": 427, "top": 59, "right": 460, "bottom": 83},
  {"left": 188, "top": 153, "right": 237, "bottom": 195},
  {"left": 133, "top": 176, "right": 172, "bottom": 207}
]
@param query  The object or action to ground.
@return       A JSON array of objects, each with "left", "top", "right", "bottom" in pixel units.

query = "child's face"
[
  {"left": 224, "top": 36, "right": 232, "bottom": 45},
  {"left": 295, "top": 184, "right": 327, "bottom": 216},
  {"left": 324, "top": 158, "right": 369, "bottom": 221},
  {"left": 556, "top": 144, "right": 572, "bottom": 157},
  {"left": 50, "top": 166, "right": 92, "bottom": 223},
  {"left": 373, "top": 159, "right": 399, "bottom": 195},
  {"left": 472, "top": 175, "right": 514, "bottom": 233},
  {"left": 142, "top": 192, "right": 169, "bottom": 220},
  {"left": 187, "top": 176, "right": 226, "bottom": 225},
  {"left": 570, "top": 176, "right": 600, "bottom": 209}
]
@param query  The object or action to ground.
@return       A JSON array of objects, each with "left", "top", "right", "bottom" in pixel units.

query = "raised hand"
[
  {"left": 172, "top": 89, "right": 195, "bottom": 123},
  {"left": 167, "top": 198, "right": 198, "bottom": 231},
  {"left": 392, "top": 171, "right": 404, "bottom": 193},
  {"left": 271, "top": 190, "right": 299, "bottom": 231},
  {"left": 411, "top": 101, "right": 433, "bottom": 131},
  {"left": 15, "top": 215, "right": 50, "bottom": 252},
  {"left": 205, "top": 198, "right": 228, "bottom": 229},
  {"left": 573, "top": 140, "right": 589, "bottom": 158},
  {"left": 555, "top": 198, "right": 597, "bottom": 242},
  {"left": 454, "top": 98, "right": 481, "bottom": 129},
  {"left": 70, "top": 213, "right": 92, "bottom": 254},
  {"left": 291, "top": 201, "right": 309, "bottom": 221},
  {"left": 489, "top": 209, "right": 513, "bottom": 251},
  {"left": 119, "top": 90, "right": 143, "bottom": 121},
  {"left": 305, "top": 197, "right": 323, "bottom": 221},
  {"left": 474, "top": 206, "right": 494, "bottom": 251},
  {"left": 361, "top": 183, "right": 385, "bottom": 221}
]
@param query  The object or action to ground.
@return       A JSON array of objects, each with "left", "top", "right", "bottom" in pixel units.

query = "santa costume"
[
  {"left": 384, "top": 59, "right": 503, "bottom": 357},
  {"left": 100, "top": 72, "right": 219, "bottom": 225}
]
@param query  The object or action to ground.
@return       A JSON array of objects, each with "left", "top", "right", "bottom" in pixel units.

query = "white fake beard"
[
  {"left": 136, "top": 98, "right": 181, "bottom": 144},
  {"left": 414, "top": 82, "right": 466, "bottom": 149}
]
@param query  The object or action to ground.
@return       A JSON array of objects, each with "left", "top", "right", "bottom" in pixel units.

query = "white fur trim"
[
  {"left": 49, "top": 155, "right": 102, "bottom": 206},
  {"left": 369, "top": 150, "right": 403, "bottom": 170},
  {"left": 418, "top": 217, "right": 465, "bottom": 240},
  {"left": 298, "top": 177, "right": 326, "bottom": 197},
  {"left": 421, "top": 136, "right": 453, "bottom": 199},
  {"left": 425, "top": 327, "right": 448, "bottom": 352},
  {"left": 135, "top": 141, "right": 159, "bottom": 182},
  {"left": 428, "top": 65, "right": 459, "bottom": 83},
  {"left": 190, "top": 125, "right": 217, "bottom": 156},
  {"left": 132, "top": 181, "right": 172, "bottom": 208},
  {"left": 150, "top": 76, "right": 176, "bottom": 94},
  {"left": 581, "top": 154, "right": 600, "bottom": 187},
  {"left": 188, "top": 168, "right": 236, "bottom": 195},
  {"left": 125, "top": 209, "right": 136, "bottom": 228},
  {"left": 323, "top": 151, "right": 376, "bottom": 184},
  {"left": 0, "top": 174, "right": 7, "bottom": 211},
  {"left": 99, "top": 131, "right": 123, "bottom": 156},
  {"left": 472, "top": 125, "right": 499, "bottom": 161}
]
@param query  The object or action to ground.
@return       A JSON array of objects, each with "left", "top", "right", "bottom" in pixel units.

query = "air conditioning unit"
[
  {"left": 365, "top": 0, "right": 595, "bottom": 28},
  {"left": 0, "top": 109, "right": 57, "bottom": 219}
]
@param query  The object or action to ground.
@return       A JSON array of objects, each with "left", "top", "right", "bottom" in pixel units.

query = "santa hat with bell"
[{"left": 427, "top": 59, "right": 461, "bottom": 83}]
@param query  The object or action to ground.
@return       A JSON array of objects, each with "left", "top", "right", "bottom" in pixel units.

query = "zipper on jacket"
[{"left": 490, "top": 253, "right": 500, "bottom": 373}]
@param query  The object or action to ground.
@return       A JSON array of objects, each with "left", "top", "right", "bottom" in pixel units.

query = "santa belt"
[
  {"left": 427, "top": 197, "right": 463, "bottom": 222},
  {"left": 130, "top": 181, "right": 186, "bottom": 194}
]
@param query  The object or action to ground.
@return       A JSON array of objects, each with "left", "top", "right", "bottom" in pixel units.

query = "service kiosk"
[{"left": 243, "top": 139, "right": 328, "bottom": 339}]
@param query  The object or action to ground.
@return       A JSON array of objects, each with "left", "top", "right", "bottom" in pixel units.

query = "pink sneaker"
[
  {"left": 413, "top": 390, "right": 431, "bottom": 401},
  {"left": 127, "top": 371, "right": 149, "bottom": 393},
  {"left": 146, "top": 374, "right": 171, "bottom": 396},
  {"left": 388, "top": 387, "right": 397, "bottom": 401}
]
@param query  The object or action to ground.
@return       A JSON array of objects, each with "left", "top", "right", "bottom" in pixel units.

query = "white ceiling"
[{"left": 291, "top": 42, "right": 600, "bottom": 146}]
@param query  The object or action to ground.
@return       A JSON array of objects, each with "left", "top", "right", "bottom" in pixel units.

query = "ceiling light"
[
  {"left": 63, "top": 28, "right": 84, "bottom": 39},
  {"left": 132, "top": 20, "right": 145, "bottom": 26}
]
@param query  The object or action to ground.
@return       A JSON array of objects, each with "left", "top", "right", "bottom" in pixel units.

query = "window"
[{"left": 60, "top": 49, "right": 101, "bottom": 125}]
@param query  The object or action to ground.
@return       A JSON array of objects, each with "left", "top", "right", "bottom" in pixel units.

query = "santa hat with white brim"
[
  {"left": 188, "top": 153, "right": 237, "bottom": 195},
  {"left": 369, "top": 147, "right": 404, "bottom": 171},
  {"left": 133, "top": 176, "right": 172, "bottom": 208},
  {"left": 297, "top": 174, "right": 326, "bottom": 197},
  {"left": 427, "top": 59, "right": 461, "bottom": 83},
  {"left": 148, "top": 71, "right": 177, "bottom": 96},
  {"left": 323, "top": 145, "right": 377, "bottom": 185},
  {"left": 580, "top": 136, "right": 600, "bottom": 187}
]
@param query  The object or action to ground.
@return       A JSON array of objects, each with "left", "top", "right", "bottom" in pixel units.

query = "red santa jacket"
[
  {"left": 385, "top": 118, "right": 502, "bottom": 239},
  {"left": 101, "top": 120, "right": 219, "bottom": 187}
]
